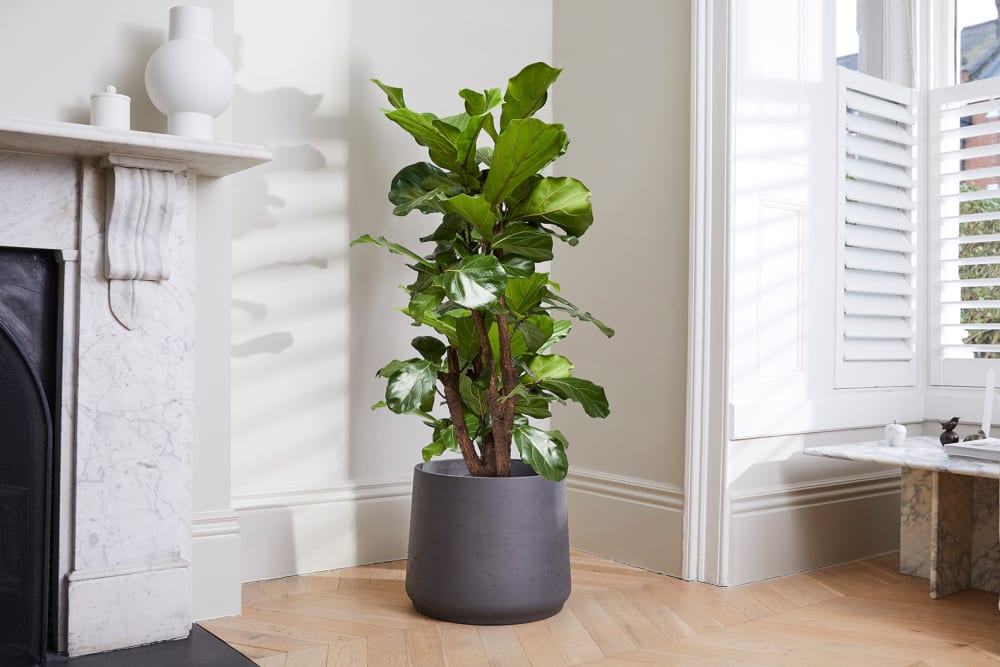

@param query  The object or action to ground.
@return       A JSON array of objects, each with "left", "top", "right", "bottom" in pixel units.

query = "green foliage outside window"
[{"left": 959, "top": 182, "right": 1000, "bottom": 356}]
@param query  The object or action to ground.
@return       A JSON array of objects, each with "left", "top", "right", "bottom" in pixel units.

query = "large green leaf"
[
  {"left": 402, "top": 288, "right": 457, "bottom": 337},
  {"left": 513, "top": 390, "right": 553, "bottom": 419},
  {"left": 492, "top": 222, "right": 554, "bottom": 262},
  {"left": 518, "top": 315, "right": 555, "bottom": 353},
  {"left": 451, "top": 316, "right": 480, "bottom": 362},
  {"left": 500, "top": 254, "right": 534, "bottom": 278},
  {"left": 513, "top": 424, "right": 568, "bottom": 481},
  {"left": 537, "top": 319, "right": 572, "bottom": 353},
  {"left": 411, "top": 336, "right": 446, "bottom": 363},
  {"left": 456, "top": 114, "right": 487, "bottom": 173},
  {"left": 383, "top": 108, "right": 459, "bottom": 171},
  {"left": 351, "top": 234, "right": 435, "bottom": 269},
  {"left": 440, "top": 194, "right": 497, "bottom": 241},
  {"left": 543, "top": 291, "right": 615, "bottom": 337},
  {"left": 538, "top": 377, "right": 610, "bottom": 418},
  {"left": 500, "top": 62, "right": 562, "bottom": 130},
  {"left": 441, "top": 255, "right": 506, "bottom": 309},
  {"left": 483, "top": 118, "right": 567, "bottom": 206},
  {"left": 488, "top": 320, "right": 529, "bottom": 363},
  {"left": 386, "top": 360, "right": 437, "bottom": 413},
  {"left": 420, "top": 214, "right": 465, "bottom": 243},
  {"left": 389, "top": 162, "right": 452, "bottom": 215},
  {"left": 459, "top": 88, "right": 502, "bottom": 116},
  {"left": 372, "top": 79, "right": 405, "bottom": 109},
  {"left": 505, "top": 273, "right": 549, "bottom": 317},
  {"left": 526, "top": 355, "right": 574, "bottom": 382},
  {"left": 460, "top": 373, "right": 490, "bottom": 416},
  {"left": 510, "top": 177, "right": 593, "bottom": 237}
]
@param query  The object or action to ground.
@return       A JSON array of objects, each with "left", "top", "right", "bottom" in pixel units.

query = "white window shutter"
[
  {"left": 836, "top": 68, "right": 917, "bottom": 388},
  {"left": 928, "top": 77, "right": 1000, "bottom": 385}
]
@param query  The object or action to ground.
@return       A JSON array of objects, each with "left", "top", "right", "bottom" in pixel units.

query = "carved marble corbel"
[{"left": 103, "top": 155, "right": 184, "bottom": 330}]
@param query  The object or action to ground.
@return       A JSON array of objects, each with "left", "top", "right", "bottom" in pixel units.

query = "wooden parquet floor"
[{"left": 201, "top": 551, "right": 1000, "bottom": 666}]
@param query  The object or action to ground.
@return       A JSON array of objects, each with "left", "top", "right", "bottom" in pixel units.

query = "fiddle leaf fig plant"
[{"left": 353, "top": 62, "right": 613, "bottom": 481}]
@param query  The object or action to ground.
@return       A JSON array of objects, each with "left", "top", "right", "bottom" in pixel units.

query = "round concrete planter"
[{"left": 405, "top": 459, "right": 571, "bottom": 625}]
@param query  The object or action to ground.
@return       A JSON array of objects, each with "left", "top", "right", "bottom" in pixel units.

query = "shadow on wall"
[{"left": 230, "top": 31, "right": 354, "bottom": 577}]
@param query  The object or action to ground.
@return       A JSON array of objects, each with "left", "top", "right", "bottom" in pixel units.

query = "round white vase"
[{"left": 145, "top": 5, "right": 234, "bottom": 139}]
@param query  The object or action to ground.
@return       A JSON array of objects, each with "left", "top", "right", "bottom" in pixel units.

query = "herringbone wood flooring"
[{"left": 201, "top": 551, "right": 1000, "bottom": 666}]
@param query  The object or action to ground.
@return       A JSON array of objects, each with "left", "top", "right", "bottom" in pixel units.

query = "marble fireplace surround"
[{"left": 0, "top": 117, "right": 269, "bottom": 657}]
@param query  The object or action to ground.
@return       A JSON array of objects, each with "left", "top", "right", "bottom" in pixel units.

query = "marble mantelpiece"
[
  {"left": 0, "top": 117, "right": 269, "bottom": 656},
  {"left": 805, "top": 436, "right": 999, "bottom": 608}
]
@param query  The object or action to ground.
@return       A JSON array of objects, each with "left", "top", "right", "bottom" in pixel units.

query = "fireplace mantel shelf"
[{"left": 0, "top": 116, "right": 271, "bottom": 177}]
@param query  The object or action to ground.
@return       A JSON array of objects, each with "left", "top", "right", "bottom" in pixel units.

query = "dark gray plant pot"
[{"left": 405, "top": 459, "right": 571, "bottom": 625}]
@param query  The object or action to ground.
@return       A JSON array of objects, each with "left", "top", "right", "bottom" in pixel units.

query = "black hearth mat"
[{"left": 44, "top": 626, "right": 253, "bottom": 666}]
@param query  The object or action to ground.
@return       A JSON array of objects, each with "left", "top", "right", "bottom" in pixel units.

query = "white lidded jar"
[{"left": 145, "top": 5, "right": 234, "bottom": 139}]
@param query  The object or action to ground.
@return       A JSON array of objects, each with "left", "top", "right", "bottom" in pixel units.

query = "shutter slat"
[
  {"left": 844, "top": 247, "right": 914, "bottom": 274},
  {"left": 843, "top": 338, "right": 913, "bottom": 361},
  {"left": 941, "top": 233, "right": 1000, "bottom": 244},
  {"left": 940, "top": 96, "right": 1000, "bottom": 119},
  {"left": 845, "top": 202, "right": 913, "bottom": 230},
  {"left": 942, "top": 256, "right": 1000, "bottom": 267},
  {"left": 940, "top": 165, "right": 1000, "bottom": 186},
  {"left": 845, "top": 225, "right": 914, "bottom": 253},
  {"left": 940, "top": 142, "right": 1000, "bottom": 162},
  {"left": 844, "top": 293, "right": 912, "bottom": 317},
  {"left": 846, "top": 89, "right": 915, "bottom": 124},
  {"left": 940, "top": 210, "right": 1000, "bottom": 224},
  {"left": 941, "top": 278, "right": 1000, "bottom": 288},
  {"left": 941, "top": 120, "right": 1000, "bottom": 141},
  {"left": 844, "top": 180, "right": 914, "bottom": 210},
  {"left": 845, "top": 114, "right": 915, "bottom": 145},
  {"left": 844, "top": 316, "right": 913, "bottom": 339},
  {"left": 941, "top": 188, "right": 1000, "bottom": 206},
  {"left": 941, "top": 299, "right": 1000, "bottom": 308},
  {"left": 845, "top": 269, "right": 913, "bottom": 295},
  {"left": 845, "top": 135, "right": 914, "bottom": 167},
  {"left": 845, "top": 158, "right": 915, "bottom": 189},
  {"left": 942, "top": 323, "right": 1000, "bottom": 331}
]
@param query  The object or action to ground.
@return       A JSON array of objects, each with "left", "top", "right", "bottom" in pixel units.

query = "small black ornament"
[{"left": 940, "top": 416, "right": 960, "bottom": 445}]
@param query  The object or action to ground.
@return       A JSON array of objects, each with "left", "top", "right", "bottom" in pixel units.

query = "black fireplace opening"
[{"left": 0, "top": 247, "right": 61, "bottom": 666}]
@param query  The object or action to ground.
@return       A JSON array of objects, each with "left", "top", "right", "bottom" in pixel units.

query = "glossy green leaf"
[
  {"left": 440, "top": 194, "right": 497, "bottom": 241},
  {"left": 537, "top": 319, "right": 572, "bottom": 353},
  {"left": 441, "top": 255, "right": 506, "bottom": 309},
  {"left": 526, "top": 354, "right": 574, "bottom": 382},
  {"left": 376, "top": 359, "right": 409, "bottom": 379},
  {"left": 460, "top": 373, "right": 490, "bottom": 416},
  {"left": 488, "top": 320, "right": 529, "bottom": 363},
  {"left": 402, "top": 289, "right": 456, "bottom": 336},
  {"left": 518, "top": 315, "right": 555, "bottom": 353},
  {"left": 456, "top": 114, "right": 487, "bottom": 173},
  {"left": 351, "top": 234, "right": 435, "bottom": 269},
  {"left": 476, "top": 146, "right": 493, "bottom": 167},
  {"left": 420, "top": 214, "right": 465, "bottom": 243},
  {"left": 383, "top": 108, "right": 459, "bottom": 171},
  {"left": 372, "top": 79, "right": 406, "bottom": 109},
  {"left": 422, "top": 440, "right": 447, "bottom": 461},
  {"left": 452, "top": 315, "right": 480, "bottom": 362},
  {"left": 500, "top": 254, "right": 534, "bottom": 278},
  {"left": 512, "top": 390, "right": 553, "bottom": 419},
  {"left": 411, "top": 336, "right": 446, "bottom": 363},
  {"left": 483, "top": 119, "right": 567, "bottom": 206},
  {"left": 543, "top": 291, "right": 615, "bottom": 337},
  {"left": 370, "top": 400, "right": 387, "bottom": 410},
  {"left": 389, "top": 162, "right": 453, "bottom": 215},
  {"left": 500, "top": 62, "right": 562, "bottom": 130},
  {"left": 538, "top": 377, "right": 610, "bottom": 418},
  {"left": 513, "top": 424, "right": 568, "bottom": 481},
  {"left": 510, "top": 177, "right": 593, "bottom": 237},
  {"left": 386, "top": 360, "right": 437, "bottom": 413},
  {"left": 505, "top": 273, "right": 549, "bottom": 317},
  {"left": 492, "top": 223, "right": 554, "bottom": 262}
]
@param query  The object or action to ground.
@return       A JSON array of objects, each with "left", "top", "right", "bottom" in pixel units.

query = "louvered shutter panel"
[
  {"left": 836, "top": 68, "right": 917, "bottom": 388},
  {"left": 928, "top": 77, "right": 1000, "bottom": 384}
]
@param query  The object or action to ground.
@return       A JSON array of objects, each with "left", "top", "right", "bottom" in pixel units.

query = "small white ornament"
[
  {"left": 145, "top": 6, "right": 234, "bottom": 139},
  {"left": 885, "top": 420, "right": 906, "bottom": 447},
  {"left": 90, "top": 85, "right": 131, "bottom": 130}
]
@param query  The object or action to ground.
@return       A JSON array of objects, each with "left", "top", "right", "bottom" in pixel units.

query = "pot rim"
[{"left": 414, "top": 458, "right": 549, "bottom": 480}]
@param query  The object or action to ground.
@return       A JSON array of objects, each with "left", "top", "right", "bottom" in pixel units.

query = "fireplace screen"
[{"left": 0, "top": 248, "right": 59, "bottom": 666}]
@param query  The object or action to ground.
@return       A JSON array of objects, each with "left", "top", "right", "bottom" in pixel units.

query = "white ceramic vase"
[{"left": 145, "top": 5, "right": 234, "bottom": 139}]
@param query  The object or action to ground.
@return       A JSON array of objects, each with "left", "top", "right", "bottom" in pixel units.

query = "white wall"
[
  {"left": 0, "top": 0, "right": 240, "bottom": 620},
  {"left": 552, "top": 0, "right": 689, "bottom": 575},
  {"left": 229, "top": 0, "right": 554, "bottom": 584}
]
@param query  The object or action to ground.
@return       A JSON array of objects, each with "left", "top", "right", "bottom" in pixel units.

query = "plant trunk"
[{"left": 440, "top": 347, "right": 489, "bottom": 476}]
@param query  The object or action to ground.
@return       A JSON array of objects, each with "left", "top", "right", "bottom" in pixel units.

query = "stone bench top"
[{"left": 804, "top": 436, "right": 1000, "bottom": 480}]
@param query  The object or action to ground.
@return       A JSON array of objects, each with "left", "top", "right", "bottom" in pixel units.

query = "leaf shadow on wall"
[{"left": 229, "top": 33, "right": 353, "bottom": 576}]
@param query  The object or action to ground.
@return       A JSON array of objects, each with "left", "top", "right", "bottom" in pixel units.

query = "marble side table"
[{"left": 804, "top": 437, "right": 999, "bottom": 608}]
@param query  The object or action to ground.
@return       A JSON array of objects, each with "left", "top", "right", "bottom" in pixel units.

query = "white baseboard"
[
  {"left": 566, "top": 468, "right": 684, "bottom": 575},
  {"left": 233, "top": 479, "right": 412, "bottom": 582},
  {"left": 728, "top": 471, "right": 901, "bottom": 585},
  {"left": 192, "top": 509, "right": 242, "bottom": 621}
]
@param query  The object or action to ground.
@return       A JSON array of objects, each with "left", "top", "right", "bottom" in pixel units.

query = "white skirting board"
[
  {"left": 728, "top": 471, "right": 901, "bottom": 585},
  {"left": 192, "top": 510, "right": 243, "bottom": 621},
  {"left": 566, "top": 468, "right": 685, "bottom": 575},
  {"left": 233, "top": 479, "right": 413, "bottom": 583}
]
